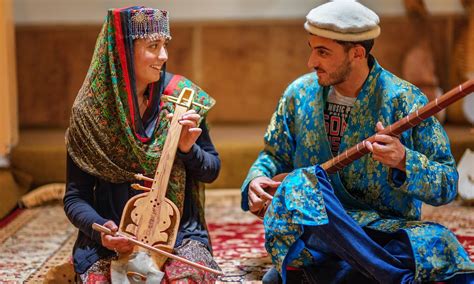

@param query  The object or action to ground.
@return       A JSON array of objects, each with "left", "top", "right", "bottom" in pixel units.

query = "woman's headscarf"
[{"left": 66, "top": 6, "right": 215, "bottom": 200}]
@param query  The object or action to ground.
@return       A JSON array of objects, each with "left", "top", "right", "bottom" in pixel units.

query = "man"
[{"left": 241, "top": 1, "right": 474, "bottom": 283}]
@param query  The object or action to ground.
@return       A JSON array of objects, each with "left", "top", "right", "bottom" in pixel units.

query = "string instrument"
[
  {"left": 257, "top": 78, "right": 474, "bottom": 218},
  {"left": 93, "top": 88, "right": 221, "bottom": 275}
]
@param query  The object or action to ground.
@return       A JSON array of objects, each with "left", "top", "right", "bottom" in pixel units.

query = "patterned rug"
[{"left": 0, "top": 189, "right": 472, "bottom": 283}]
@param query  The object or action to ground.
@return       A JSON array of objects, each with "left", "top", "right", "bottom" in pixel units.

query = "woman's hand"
[
  {"left": 365, "top": 121, "right": 406, "bottom": 172},
  {"left": 167, "top": 109, "right": 202, "bottom": 153},
  {"left": 100, "top": 220, "right": 134, "bottom": 254}
]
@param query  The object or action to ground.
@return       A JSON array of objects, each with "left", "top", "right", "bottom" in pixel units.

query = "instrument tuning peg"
[{"left": 131, "top": 183, "right": 151, "bottom": 192}]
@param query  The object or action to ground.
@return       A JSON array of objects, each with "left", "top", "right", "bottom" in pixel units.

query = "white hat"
[{"left": 304, "top": 0, "right": 380, "bottom": 42}]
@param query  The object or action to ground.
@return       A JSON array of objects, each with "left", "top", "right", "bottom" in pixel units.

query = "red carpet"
[
  {"left": 0, "top": 190, "right": 472, "bottom": 283},
  {"left": 209, "top": 221, "right": 267, "bottom": 260},
  {"left": 453, "top": 229, "right": 474, "bottom": 262}
]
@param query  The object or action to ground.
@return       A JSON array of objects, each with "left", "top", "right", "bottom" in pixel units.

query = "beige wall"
[
  {"left": 15, "top": 15, "right": 469, "bottom": 128},
  {"left": 0, "top": 0, "right": 18, "bottom": 156},
  {"left": 10, "top": 1, "right": 472, "bottom": 129},
  {"left": 12, "top": 0, "right": 465, "bottom": 24}
]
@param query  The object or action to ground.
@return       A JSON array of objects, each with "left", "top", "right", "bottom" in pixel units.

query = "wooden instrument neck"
[{"left": 150, "top": 104, "right": 188, "bottom": 202}]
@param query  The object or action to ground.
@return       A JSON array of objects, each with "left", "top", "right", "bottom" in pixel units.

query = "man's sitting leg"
[{"left": 300, "top": 183, "right": 415, "bottom": 283}]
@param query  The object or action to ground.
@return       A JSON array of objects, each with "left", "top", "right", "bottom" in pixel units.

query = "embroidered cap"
[
  {"left": 130, "top": 8, "right": 171, "bottom": 41},
  {"left": 304, "top": 0, "right": 380, "bottom": 42}
]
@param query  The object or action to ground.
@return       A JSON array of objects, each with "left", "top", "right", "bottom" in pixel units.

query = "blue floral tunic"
[{"left": 242, "top": 57, "right": 474, "bottom": 282}]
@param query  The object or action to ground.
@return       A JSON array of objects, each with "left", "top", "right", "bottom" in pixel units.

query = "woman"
[{"left": 64, "top": 6, "right": 220, "bottom": 283}]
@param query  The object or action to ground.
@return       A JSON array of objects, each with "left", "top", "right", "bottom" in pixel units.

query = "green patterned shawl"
[{"left": 66, "top": 7, "right": 215, "bottom": 212}]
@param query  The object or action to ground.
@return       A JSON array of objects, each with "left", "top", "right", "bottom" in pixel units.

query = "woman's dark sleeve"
[
  {"left": 63, "top": 153, "right": 108, "bottom": 244},
  {"left": 176, "top": 120, "right": 220, "bottom": 183}
]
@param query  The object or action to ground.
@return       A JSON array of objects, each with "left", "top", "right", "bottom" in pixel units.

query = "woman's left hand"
[{"left": 167, "top": 109, "right": 202, "bottom": 153}]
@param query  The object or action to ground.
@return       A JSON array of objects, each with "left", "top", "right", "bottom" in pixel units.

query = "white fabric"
[
  {"left": 305, "top": 0, "right": 380, "bottom": 41},
  {"left": 457, "top": 149, "right": 474, "bottom": 202},
  {"left": 111, "top": 252, "right": 165, "bottom": 284},
  {"left": 328, "top": 87, "right": 357, "bottom": 106},
  {"left": 462, "top": 92, "right": 474, "bottom": 124}
]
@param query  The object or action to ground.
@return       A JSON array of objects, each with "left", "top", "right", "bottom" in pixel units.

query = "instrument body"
[
  {"left": 91, "top": 88, "right": 220, "bottom": 276},
  {"left": 119, "top": 88, "right": 195, "bottom": 268}
]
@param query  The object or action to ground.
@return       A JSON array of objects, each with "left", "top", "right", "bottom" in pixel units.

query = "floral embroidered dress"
[{"left": 241, "top": 56, "right": 474, "bottom": 282}]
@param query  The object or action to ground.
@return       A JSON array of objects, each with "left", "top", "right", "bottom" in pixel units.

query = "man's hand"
[
  {"left": 167, "top": 109, "right": 202, "bottom": 153},
  {"left": 100, "top": 220, "right": 134, "bottom": 254},
  {"left": 365, "top": 121, "right": 406, "bottom": 172},
  {"left": 248, "top": 176, "right": 281, "bottom": 217}
]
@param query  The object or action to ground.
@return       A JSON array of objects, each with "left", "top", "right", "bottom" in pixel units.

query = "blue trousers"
[
  {"left": 264, "top": 178, "right": 474, "bottom": 284},
  {"left": 301, "top": 181, "right": 416, "bottom": 283},
  {"left": 264, "top": 181, "right": 416, "bottom": 284},
  {"left": 263, "top": 180, "right": 474, "bottom": 283}
]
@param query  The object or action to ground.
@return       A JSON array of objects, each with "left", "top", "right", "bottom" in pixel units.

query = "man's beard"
[{"left": 317, "top": 56, "right": 352, "bottom": 87}]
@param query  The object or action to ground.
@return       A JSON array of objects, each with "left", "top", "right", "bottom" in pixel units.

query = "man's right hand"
[
  {"left": 248, "top": 176, "right": 281, "bottom": 217},
  {"left": 100, "top": 220, "right": 134, "bottom": 254}
]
